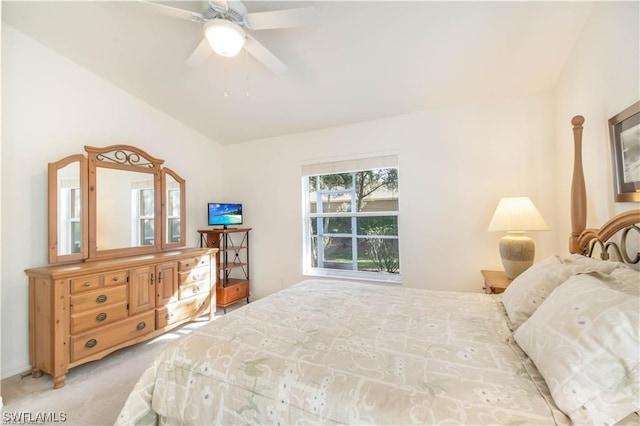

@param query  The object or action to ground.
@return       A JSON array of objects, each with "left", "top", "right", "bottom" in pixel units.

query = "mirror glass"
[
  {"left": 95, "top": 167, "right": 157, "bottom": 251},
  {"left": 57, "top": 162, "right": 81, "bottom": 254},
  {"left": 49, "top": 155, "right": 87, "bottom": 263}
]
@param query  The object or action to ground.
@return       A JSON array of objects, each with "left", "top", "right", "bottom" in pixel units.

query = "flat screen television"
[{"left": 207, "top": 203, "right": 243, "bottom": 228}]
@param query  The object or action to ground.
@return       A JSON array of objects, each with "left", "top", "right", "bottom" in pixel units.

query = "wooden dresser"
[{"left": 25, "top": 247, "right": 217, "bottom": 389}]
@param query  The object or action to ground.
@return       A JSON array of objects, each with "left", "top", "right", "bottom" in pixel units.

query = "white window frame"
[{"left": 301, "top": 154, "right": 401, "bottom": 283}]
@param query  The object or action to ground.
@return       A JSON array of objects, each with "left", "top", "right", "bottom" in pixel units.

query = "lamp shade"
[
  {"left": 487, "top": 197, "right": 548, "bottom": 232},
  {"left": 204, "top": 19, "right": 246, "bottom": 57}
]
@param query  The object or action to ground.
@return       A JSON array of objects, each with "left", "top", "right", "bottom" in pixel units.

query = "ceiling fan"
[{"left": 141, "top": 0, "right": 318, "bottom": 74}]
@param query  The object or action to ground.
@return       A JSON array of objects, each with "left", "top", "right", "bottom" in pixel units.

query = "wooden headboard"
[{"left": 568, "top": 115, "right": 640, "bottom": 263}]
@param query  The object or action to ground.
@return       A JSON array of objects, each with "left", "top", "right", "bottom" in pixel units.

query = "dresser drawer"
[
  {"left": 70, "top": 271, "right": 127, "bottom": 294},
  {"left": 69, "top": 285, "right": 127, "bottom": 314},
  {"left": 70, "top": 275, "right": 100, "bottom": 293},
  {"left": 179, "top": 281, "right": 209, "bottom": 300},
  {"left": 70, "top": 311, "right": 155, "bottom": 362},
  {"left": 178, "top": 266, "right": 209, "bottom": 286},
  {"left": 156, "top": 295, "right": 210, "bottom": 329},
  {"left": 70, "top": 301, "right": 129, "bottom": 334},
  {"left": 178, "top": 255, "right": 210, "bottom": 272}
]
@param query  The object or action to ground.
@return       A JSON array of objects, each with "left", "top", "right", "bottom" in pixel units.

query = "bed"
[{"left": 116, "top": 116, "right": 640, "bottom": 425}]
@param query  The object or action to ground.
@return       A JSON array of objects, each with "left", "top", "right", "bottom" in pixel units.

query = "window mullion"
[
  {"left": 315, "top": 176, "right": 324, "bottom": 268},
  {"left": 350, "top": 172, "right": 357, "bottom": 270}
]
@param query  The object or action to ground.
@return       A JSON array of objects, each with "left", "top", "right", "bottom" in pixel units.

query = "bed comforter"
[{"left": 116, "top": 279, "right": 571, "bottom": 425}]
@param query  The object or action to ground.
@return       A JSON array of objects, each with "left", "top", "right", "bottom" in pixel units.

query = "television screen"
[{"left": 208, "top": 203, "right": 243, "bottom": 227}]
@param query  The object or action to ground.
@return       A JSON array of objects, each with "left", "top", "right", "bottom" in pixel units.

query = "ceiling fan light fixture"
[{"left": 204, "top": 19, "right": 246, "bottom": 57}]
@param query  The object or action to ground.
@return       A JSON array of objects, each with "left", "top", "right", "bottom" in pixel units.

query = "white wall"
[
  {"left": 222, "top": 94, "right": 558, "bottom": 298},
  {"left": 553, "top": 0, "right": 639, "bottom": 242},
  {"left": 1, "top": 26, "right": 225, "bottom": 378}
]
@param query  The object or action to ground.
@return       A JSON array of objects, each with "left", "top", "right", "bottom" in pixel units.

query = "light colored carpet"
[{"left": 1, "top": 311, "right": 232, "bottom": 426}]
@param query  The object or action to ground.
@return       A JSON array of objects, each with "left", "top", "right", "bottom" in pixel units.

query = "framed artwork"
[{"left": 609, "top": 101, "right": 640, "bottom": 202}]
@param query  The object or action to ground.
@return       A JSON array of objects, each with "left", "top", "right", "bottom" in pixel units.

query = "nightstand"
[{"left": 480, "top": 270, "right": 513, "bottom": 294}]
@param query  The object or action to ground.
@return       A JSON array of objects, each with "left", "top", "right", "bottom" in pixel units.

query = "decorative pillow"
[
  {"left": 514, "top": 273, "right": 640, "bottom": 425},
  {"left": 501, "top": 255, "right": 573, "bottom": 329}
]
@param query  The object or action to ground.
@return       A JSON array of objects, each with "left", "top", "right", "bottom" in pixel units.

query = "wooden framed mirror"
[
  {"left": 48, "top": 154, "right": 88, "bottom": 263},
  {"left": 86, "top": 145, "right": 164, "bottom": 260},
  {"left": 48, "top": 144, "right": 187, "bottom": 263}
]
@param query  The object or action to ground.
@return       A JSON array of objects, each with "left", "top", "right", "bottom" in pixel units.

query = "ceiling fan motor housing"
[{"left": 206, "top": 0, "right": 248, "bottom": 26}]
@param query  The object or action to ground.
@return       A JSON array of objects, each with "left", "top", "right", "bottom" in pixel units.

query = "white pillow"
[
  {"left": 501, "top": 255, "right": 573, "bottom": 329},
  {"left": 502, "top": 254, "right": 632, "bottom": 330},
  {"left": 605, "top": 267, "right": 640, "bottom": 296},
  {"left": 514, "top": 273, "right": 640, "bottom": 425},
  {"left": 563, "top": 253, "right": 630, "bottom": 274}
]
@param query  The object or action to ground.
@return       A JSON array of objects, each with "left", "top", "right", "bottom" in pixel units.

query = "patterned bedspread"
[{"left": 116, "top": 279, "right": 570, "bottom": 425}]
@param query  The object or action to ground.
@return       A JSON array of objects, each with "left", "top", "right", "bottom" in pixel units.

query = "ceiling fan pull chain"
[
  {"left": 245, "top": 49, "right": 250, "bottom": 98},
  {"left": 224, "top": 66, "right": 229, "bottom": 98}
]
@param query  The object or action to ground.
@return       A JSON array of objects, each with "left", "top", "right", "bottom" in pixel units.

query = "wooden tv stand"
[{"left": 198, "top": 228, "right": 252, "bottom": 313}]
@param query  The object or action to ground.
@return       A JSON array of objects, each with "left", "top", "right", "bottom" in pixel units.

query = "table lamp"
[{"left": 488, "top": 197, "right": 549, "bottom": 279}]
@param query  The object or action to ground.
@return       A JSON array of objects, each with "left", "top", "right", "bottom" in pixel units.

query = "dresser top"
[{"left": 25, "top": 247, "right": 217, "bottom": 278}]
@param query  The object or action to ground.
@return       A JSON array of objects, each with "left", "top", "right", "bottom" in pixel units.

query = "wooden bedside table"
[{"left": 480, "top": 270, "right": 513, "bottom": 294}]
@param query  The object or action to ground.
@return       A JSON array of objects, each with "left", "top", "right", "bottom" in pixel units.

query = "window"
[{"left": 302, "top": 155, "right": 400, "bottom": 282}]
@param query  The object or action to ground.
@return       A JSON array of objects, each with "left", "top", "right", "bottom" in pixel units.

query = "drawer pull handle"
[
  {"left": 96, "top": 312, "right": 107, "bottom": 322},
  {"left": 112, "top": 277, "right": 119, "bottom": 282},
  {"left": 83, "top": 282, "right": 91, "bottom": 287},
  {"left": 96, "top": 294, "right": 107, "bottom": 304},
  {"left": 85, "top": 339, "right": 97, "bottom": 348},
  {"left": 193, "top": 274, "right": 199, "bottom": 280},
  {"left": 193, "top": 286, "right": 200, "bottom": 294},
  {"left": 137, "top": 321, "right": 147, "bottom": 330},
  {"left": 165, "top": 313, "right": 171, "bottom": 320}
]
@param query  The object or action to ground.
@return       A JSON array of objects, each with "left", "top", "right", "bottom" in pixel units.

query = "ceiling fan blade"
[
  {"left": 244, "top": 35, "right": 288, "bottom": 74},
  {"left": 139, "top": 1, "right": 205, "bottom": 22},
  {"left": 186, "top": 38, "right": 212, "bottom": 67},
  {"left": 244, "top": 7, "right": 318, "bottom": 30}
]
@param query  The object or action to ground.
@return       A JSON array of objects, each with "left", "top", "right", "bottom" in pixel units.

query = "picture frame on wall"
[{"left": 608, "top": 101, "right": 640, "bottom": 202}]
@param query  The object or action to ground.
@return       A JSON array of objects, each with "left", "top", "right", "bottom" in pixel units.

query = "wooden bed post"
[{"left": 569, "top": 115, "right": 586, "bottom": 253}]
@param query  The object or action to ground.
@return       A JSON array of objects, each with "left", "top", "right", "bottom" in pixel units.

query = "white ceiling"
[{"left": 2, "top": 1, "right": 594, "bottom": 144}]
